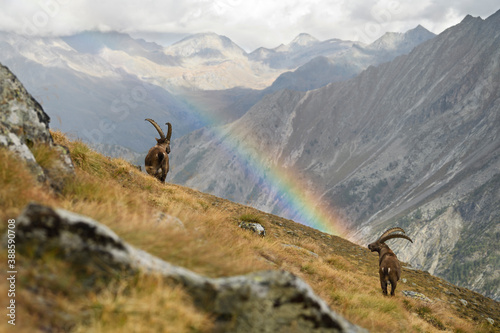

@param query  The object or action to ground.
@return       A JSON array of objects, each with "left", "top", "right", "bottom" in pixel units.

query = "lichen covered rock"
[
  {"left": 1, "top": 64, "right": 52, "bottom": 153},
  {"left": 239, "top": 221, "right": 266, "bottom": 237},
  {"left": 0, "top": 63, "right": 74, "bottom": 188}
]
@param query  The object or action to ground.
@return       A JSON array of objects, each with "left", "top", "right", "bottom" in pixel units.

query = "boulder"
[
  {"left": 239, "top": 221, "right": 266, "bottom": 237},
  {"left": 0, "top": 63, "right": 74, "bottom": 189},
  {"left": 402, "top": 290, "right": 433, "bottom": 302},
  {"left": 12, "top": 202, "right": 367, "bottom": 333}
]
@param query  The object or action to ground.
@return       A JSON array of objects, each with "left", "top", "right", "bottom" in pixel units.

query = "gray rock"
[
  {"left": 11, "top": 202, "right": 367, "bottom": 333},
  {"left": 155, "top": 211, "right": 185, "bottom": 229},
  {"left": 402, "top": 290, "right": 432, "bottom": 302},
  {"left": 0, "top": 64, "right": 52, "bottom": 145},
  {"left": 0, "top": 63, "right": 74, "bottom": 188},
  {"left": 239, "top": 221, "right": 266, "bottom": 237},
  {"left": 1, "top": 63, "right": 50, "bottom": 178}
]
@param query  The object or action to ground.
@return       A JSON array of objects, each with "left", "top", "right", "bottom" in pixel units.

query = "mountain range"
[
  {"left": 0, "top": 25, "right": 433, "bottom": 159},
  {"left": 168, "top": 11, "right": 500, "bottom": 301},
  {"left": 268, "top": 25, "right": 435, "bottom": 92}
]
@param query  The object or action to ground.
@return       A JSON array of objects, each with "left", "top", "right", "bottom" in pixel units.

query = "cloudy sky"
[{"left": 0, "top": 0, "right": 498, "bottom": 51}]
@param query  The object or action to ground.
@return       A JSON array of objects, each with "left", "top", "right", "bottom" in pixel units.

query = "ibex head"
[
  {"left": 368, "top": 227, "right": 413, "bottom": 253},
  {"left": 368, "top": 227, "right": 413, "bottom": 296},
  {"left": 145, "top": 119, "right": 172, "bottom": 182},
  {"left": 145, "top": 118, "right": 172, "bottom": 153}
]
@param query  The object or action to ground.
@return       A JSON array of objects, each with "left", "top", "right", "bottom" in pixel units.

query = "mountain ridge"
[
  {"left": 367, "top": 24, "right": 436, "bottom": 52},
  {"left": 266, "top": 24, "right": 435, "bottom": 92}
]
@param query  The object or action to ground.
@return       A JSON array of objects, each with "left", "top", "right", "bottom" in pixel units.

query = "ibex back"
[
  {"left": 368, "top": 227, "right": 413, "bottom": 296},
  {"left": 144, "top": 119, "right": 172, "bottom": 182}
]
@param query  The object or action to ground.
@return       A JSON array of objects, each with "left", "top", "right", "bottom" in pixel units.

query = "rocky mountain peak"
[
  {"left": 405, "top": 24, "right": 435, "bottom": 40},
  {"left": 368, "top": 24, "right": 435, "bottom": 51},
  {"left": 165, "top": 32, "right": 247, "bottom": 59},
  {"left": 461, "top": 14, "right": 482, "bottom": 23},
  {"left": 289, "top": 33, "right": 319, "bottom": 47}
]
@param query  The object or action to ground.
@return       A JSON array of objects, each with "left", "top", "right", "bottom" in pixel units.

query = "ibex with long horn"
[
  {"left": 144, "top": 119, "right": 172, "bottom": 182},
  {"left": 368, "top": 227, "right": 413, "bottom": 296}
]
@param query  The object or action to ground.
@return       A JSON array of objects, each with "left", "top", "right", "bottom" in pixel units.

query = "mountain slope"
[
  {"left": 169, "top": 11, "right": 500, "bottom": 300},
  {"left": 1, "top": 132, "right": 499, "bottom": 333}
]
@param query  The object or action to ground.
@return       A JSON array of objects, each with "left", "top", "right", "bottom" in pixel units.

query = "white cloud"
[{"left": 0, "top": 0, "right": 498, "bottom": 51}]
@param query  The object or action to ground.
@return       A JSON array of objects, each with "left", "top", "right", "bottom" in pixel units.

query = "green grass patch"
[{"left": 239, "top": 213, "right": 263, "bottom": 224}]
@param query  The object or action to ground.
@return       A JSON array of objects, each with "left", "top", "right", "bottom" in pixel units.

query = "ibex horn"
[
  {"left": 377, "top": 227, "right": 406, "bottom": 242},
  {"left": 379, "top": 233, "right": 413, "bottom": 244},
  {"left": 145, "top": 118, "right": 165, "bottom": 140},
  {"left": 166, "top": 122, "right": 172, "bottom": 140}
]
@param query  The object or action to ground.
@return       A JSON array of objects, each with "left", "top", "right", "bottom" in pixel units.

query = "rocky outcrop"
[
  {"left": 239, "top": 221, "right": 266, "bottom": 236},
  {"left": 1, "top": 64, "right": 51, "bottom": 168},
  {"left": 0, "top": 63, "right": 73, "bottom": 190},
  {"left": 12, "top": 202, "right": 366, "bottom": 333}
]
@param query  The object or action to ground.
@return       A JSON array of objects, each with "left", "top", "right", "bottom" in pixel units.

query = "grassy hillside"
[{"left": 0, "top": 131, "right": 498, "bottom": 332}]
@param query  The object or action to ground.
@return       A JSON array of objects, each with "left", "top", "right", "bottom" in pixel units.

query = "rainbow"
[{"left": 178, "top": 100, "right": 347, "bottom": 237}]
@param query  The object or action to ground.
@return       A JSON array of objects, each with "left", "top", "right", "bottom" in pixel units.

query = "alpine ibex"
[
  {"left": 144, "top": 119, "right": 172, "bottom": 182},
  {"left": 368, "top": 227, "right": 413, "bottom": 296}
]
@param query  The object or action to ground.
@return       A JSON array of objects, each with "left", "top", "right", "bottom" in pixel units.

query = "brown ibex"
[
  {"left": 368, "top": 227, "right": 413, "bottom": 296},
  {"left": 144, "top": 119, "right": 172, "bottom": 182}
]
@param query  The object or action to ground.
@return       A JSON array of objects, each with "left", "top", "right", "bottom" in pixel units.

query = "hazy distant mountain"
[
  {"left": 249, "top": 33, "right": 358, "bottom": 69},
  {"left": 367, "top": 24, "right": 435, "bottom": 52},
  {"left": 165, "top": 32, "right": 247, "bottom": 61},
  {"left": 268, "top": 25, "right": 436, "bottom": 92},
  {"left": 62, "top": 31, "right": 179, "bottom": 66},
  {"left": 169, "top": 11, "right": 500, "bottom": 300}
]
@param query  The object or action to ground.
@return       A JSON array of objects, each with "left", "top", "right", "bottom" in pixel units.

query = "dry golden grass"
[
  {"left": 73, "top": 274, "right": 213, "bottom": 333},
  {"left": 30, "top": 142, "right": 60, "bottom": 170},
  {"left": 0, "top": 131, "right": 498, "bottom": 333},
  {"left": 0, "top": 149, "right": 54, "bottom": 226}
]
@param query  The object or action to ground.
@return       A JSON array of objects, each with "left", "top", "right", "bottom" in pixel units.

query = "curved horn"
[
  {"left": 379, "top": 233, "right": 413, "bottom": 244},
  {"left": 145, "top": 118, "right": 165, "bottom": 140},
  {"left": 377, "top": 227, "right": 406, "bottom": 241},
  {"left": 165, "top": 122, "right": 172, "bottom": 141}
]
